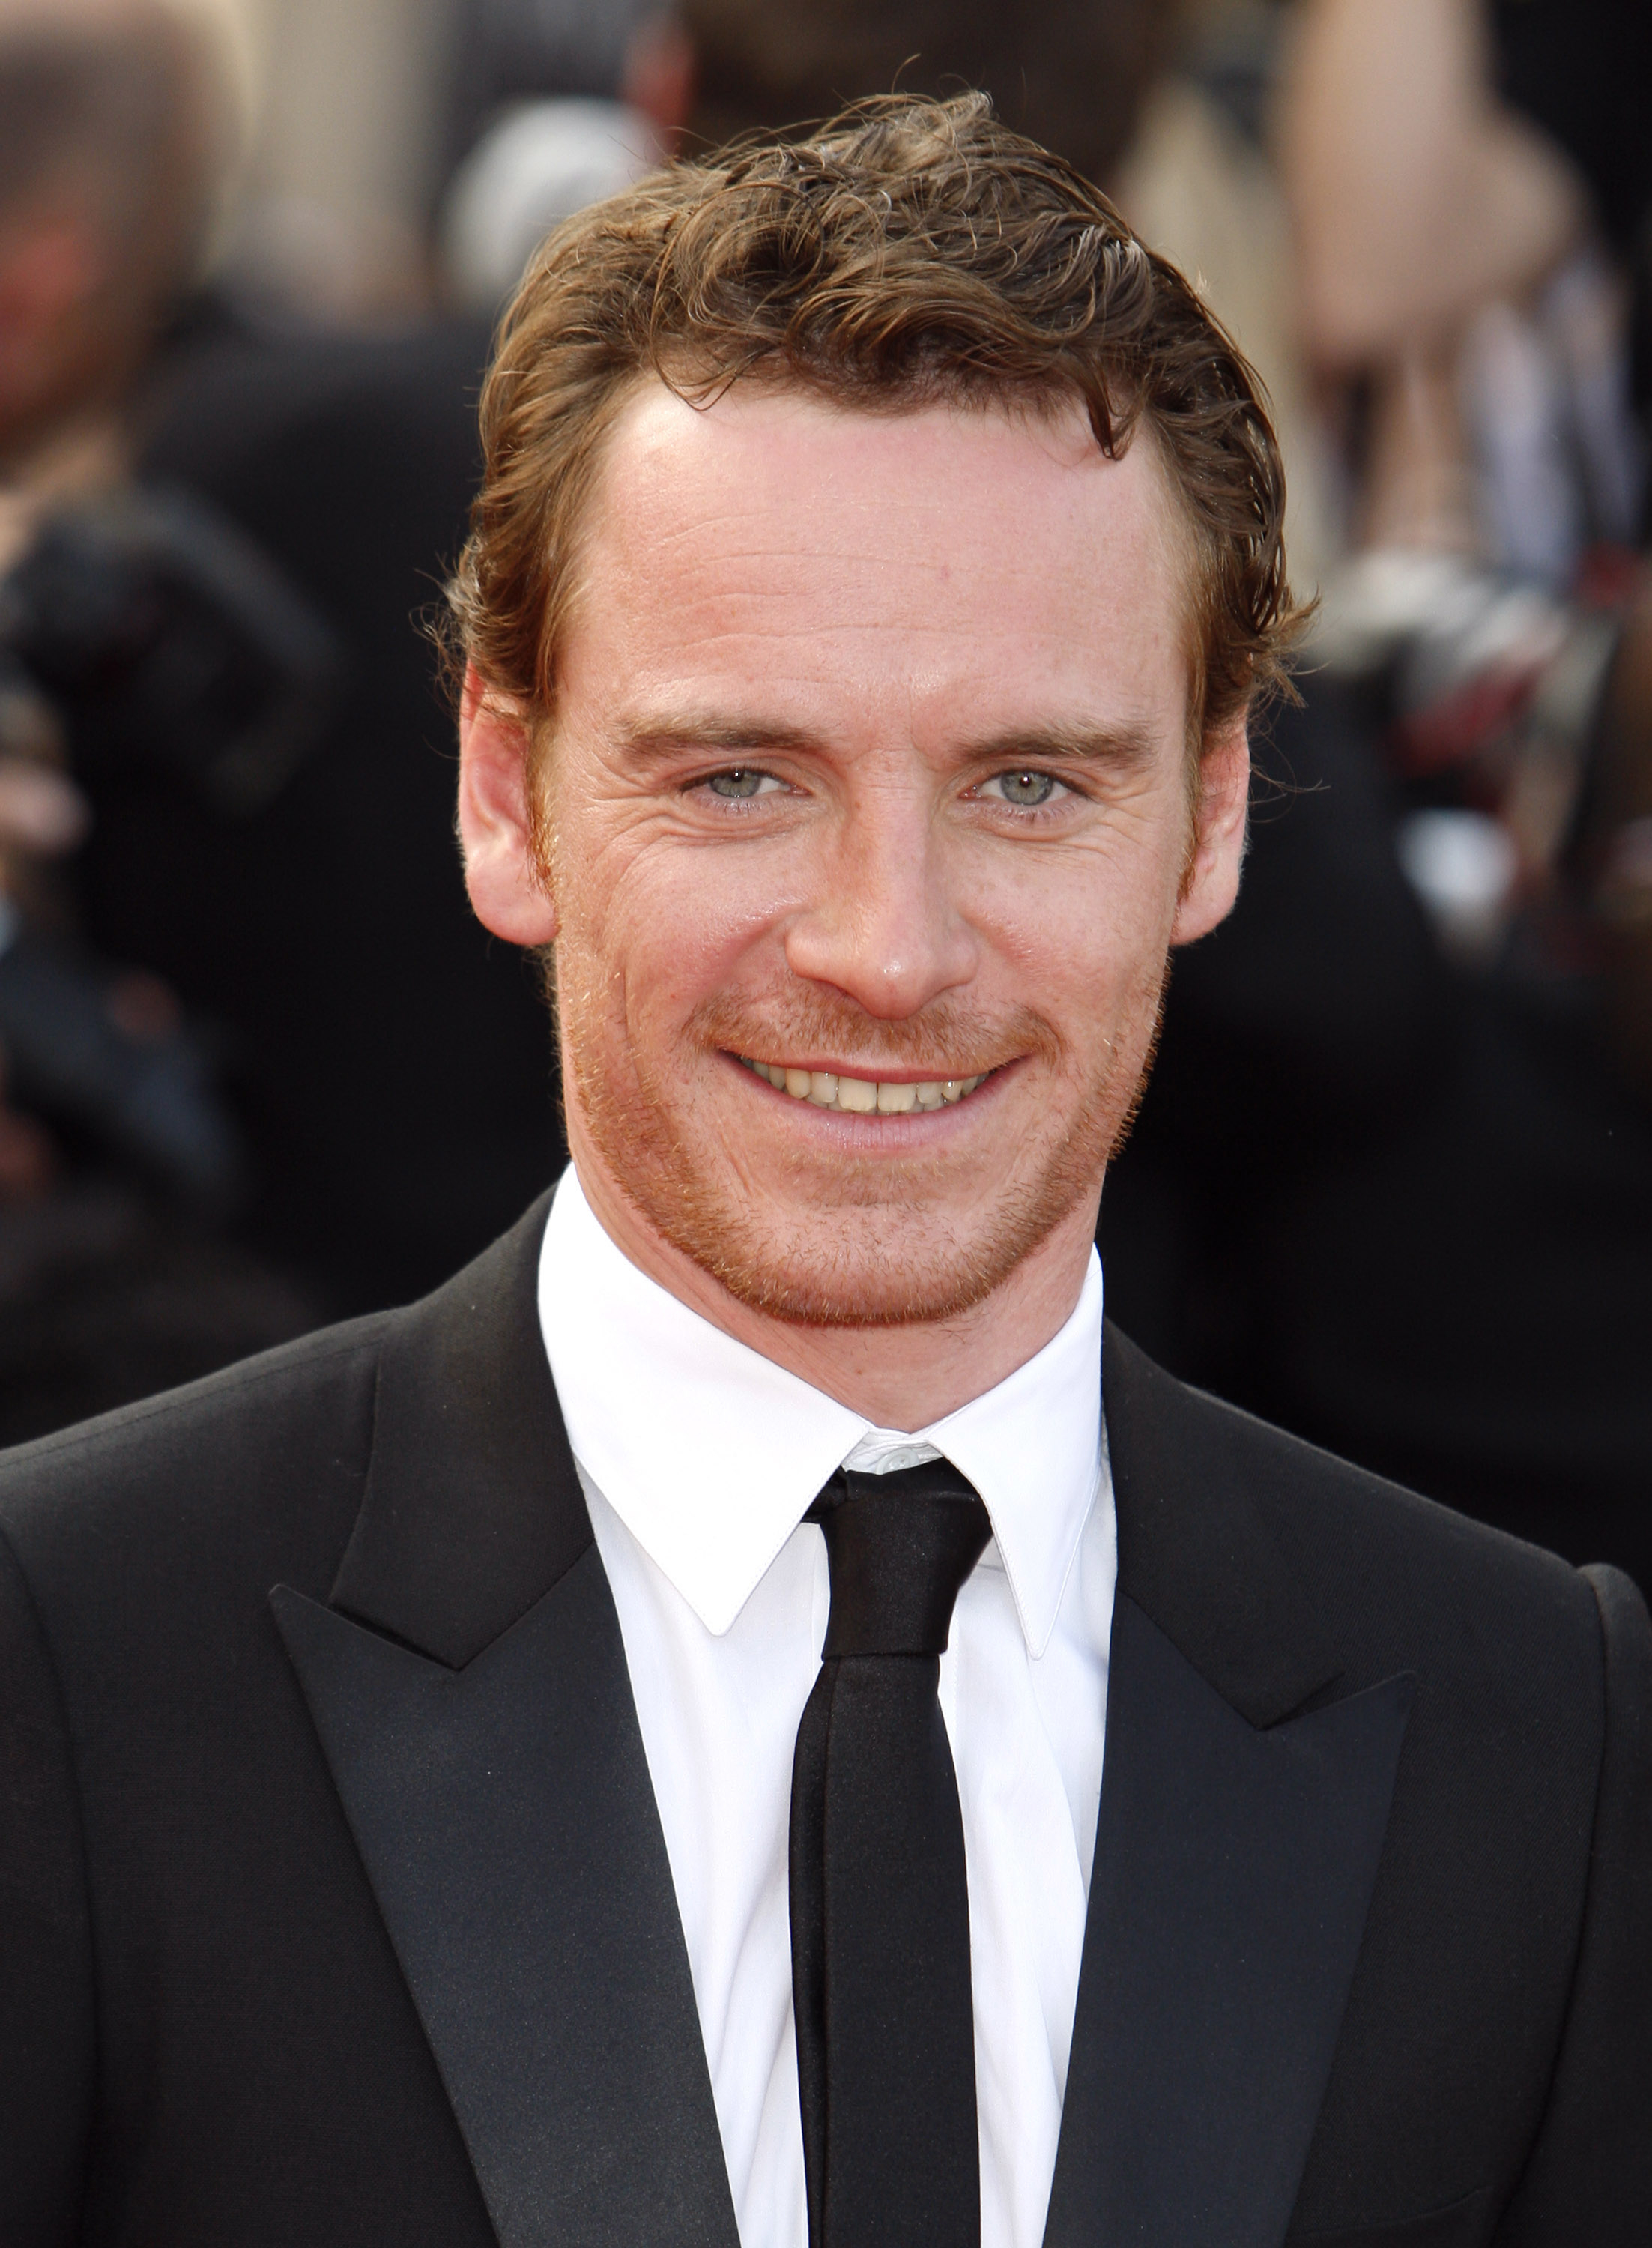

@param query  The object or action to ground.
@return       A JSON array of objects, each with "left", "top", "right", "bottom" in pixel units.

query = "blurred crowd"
[{"left": 0, "top": 0, "right": 1648, "bottom": 1585}]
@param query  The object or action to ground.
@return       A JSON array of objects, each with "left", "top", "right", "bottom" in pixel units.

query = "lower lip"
[{"left": 723, "top": 1052, "right": 1016, "bottom": 1134}]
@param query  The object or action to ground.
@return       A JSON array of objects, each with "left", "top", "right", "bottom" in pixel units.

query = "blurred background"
[{"left": 0, "top": 0, "right": 1647, "bottom": 1589}]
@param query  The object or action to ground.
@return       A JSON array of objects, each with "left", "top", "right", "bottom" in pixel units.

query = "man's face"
[{"left": 464, "top": 384, "right": 1247, "bottom": 1329}]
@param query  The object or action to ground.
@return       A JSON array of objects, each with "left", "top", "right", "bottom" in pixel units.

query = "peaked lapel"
[
  {"left": 272, "top": 1199, "right": 739, "bottom": 2248},
  {"left": 1044, "top": 1329, "right": 1414, "bottom": 2248}
]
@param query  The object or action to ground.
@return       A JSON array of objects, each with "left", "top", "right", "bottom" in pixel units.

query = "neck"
[{"left": 568, "top": 1131, "right": 1102, "bottom": 1430}]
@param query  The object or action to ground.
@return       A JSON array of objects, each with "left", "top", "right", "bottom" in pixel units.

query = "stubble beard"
[{"left": 559, "top": 960, "right": 1171, "bottom": 1332}]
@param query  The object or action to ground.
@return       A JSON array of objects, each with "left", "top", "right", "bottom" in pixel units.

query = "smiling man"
[
  {"left": 465, "top": 378, "right": 1232, "bottom": 1384},
  {"left": 1, "top": 95, "right": 1648, "bottom": 2248}
]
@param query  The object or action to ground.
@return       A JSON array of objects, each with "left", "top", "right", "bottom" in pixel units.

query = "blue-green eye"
[
  {"left": 983, "top": 769, "right": 1063, "bottom": 807},
  {"left": 705, "top": 768, "right": 775, "bottom": 799}
]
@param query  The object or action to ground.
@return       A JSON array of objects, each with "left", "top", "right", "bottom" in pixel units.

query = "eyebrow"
[
  {"left": 953, "top": 722, "right": 1162, "bottom": 772},
  {"left": 615, "top": 713, "right": 1162, "bottom": 770},
  {"left": 616, "top": 716, "right": 820, "bottom": 762}
]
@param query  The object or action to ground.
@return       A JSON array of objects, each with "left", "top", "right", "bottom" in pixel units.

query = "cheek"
[
  {"left": 977, "top": 832, "right": 1182, "bottom": 1021},
  {"left": 557, "top": 823, "right": 790, "bottom": 1032}
]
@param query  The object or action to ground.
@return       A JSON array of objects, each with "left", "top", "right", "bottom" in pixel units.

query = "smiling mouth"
[{"left": 736, "top": 1055, "right": 994, "bottom": 1114}]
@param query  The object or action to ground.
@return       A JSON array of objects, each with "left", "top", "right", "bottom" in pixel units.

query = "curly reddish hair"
[{"left": 445, "top": 92, "right": 1304, "bottom": 767}]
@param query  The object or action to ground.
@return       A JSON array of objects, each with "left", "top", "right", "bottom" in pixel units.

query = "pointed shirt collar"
[{"left": 536, "top": 1166, "right": 1106, "bottom": 1655}]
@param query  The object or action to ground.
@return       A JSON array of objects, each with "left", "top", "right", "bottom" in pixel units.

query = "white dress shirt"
[{"left": 537, "top": 1166, "right": 1116, "bottom": 2248}]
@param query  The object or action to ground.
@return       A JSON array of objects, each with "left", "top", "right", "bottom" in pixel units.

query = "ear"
[
  {"left": 456, "top": 666, "right": 561, "bottom": 946},
  {"left": 1171, "top": 715, "right": 1250, "bottom": 947}
]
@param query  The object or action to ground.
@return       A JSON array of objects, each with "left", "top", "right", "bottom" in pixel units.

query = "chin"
[
  {"left": 698, "top": 1236, "right": 1018, "bottom": 1331},
  {"left": 648, "top": 1169, "right": 1095, "bottom": 1331}
]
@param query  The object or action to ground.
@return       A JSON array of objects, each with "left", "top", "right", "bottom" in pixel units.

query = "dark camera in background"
[
  {"left": 0, "top": 485, "right": 340, "bottom": 816},
  {"left": 0, "top": 486, "right": 342, "bottom": 1210}
]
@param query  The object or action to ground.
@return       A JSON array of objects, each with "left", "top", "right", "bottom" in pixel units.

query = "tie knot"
[{"left": 811, "top": 1460, "right": 991, "bottom": 1659}]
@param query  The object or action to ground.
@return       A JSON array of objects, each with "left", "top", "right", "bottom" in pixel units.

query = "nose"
[{"left": 783, "top": 781, "right": 978, "bottom": 1020}]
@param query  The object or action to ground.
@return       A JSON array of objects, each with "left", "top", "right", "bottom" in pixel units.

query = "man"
[{"left": 1, "top": 94, "right": 1647, "bottom": 2248}]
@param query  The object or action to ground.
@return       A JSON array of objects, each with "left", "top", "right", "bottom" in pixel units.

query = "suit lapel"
[
  {"left": 272, "top": 1199, "right": 738, "bottom": 2248},
  {"left": 1043, "top": 1595, "right": 1412, "bottom": 2248},
  {"left": 1044, "top": 1329, "right": 1414, "bottom": 2248},
  {"left": 276, "top": 1209, "right": 1410, "bottom": 2248}
]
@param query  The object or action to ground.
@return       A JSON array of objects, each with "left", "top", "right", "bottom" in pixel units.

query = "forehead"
[{"left": 562, "top": 378, "right": 1195, "bottom": 740}]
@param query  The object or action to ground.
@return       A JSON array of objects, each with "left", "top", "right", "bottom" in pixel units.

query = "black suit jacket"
[{"left": 1, "top": 1198, "right": 1648, "bottom": 2247}]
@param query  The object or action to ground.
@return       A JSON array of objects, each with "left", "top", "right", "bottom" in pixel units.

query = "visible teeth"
[{"left": 742, "top": 1057, "right": 987, "bottom": 1114}]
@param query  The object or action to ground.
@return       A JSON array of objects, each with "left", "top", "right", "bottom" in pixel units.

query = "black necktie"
[{"left": 789, "top": 1459, "right": 993, "bottom": 2248}]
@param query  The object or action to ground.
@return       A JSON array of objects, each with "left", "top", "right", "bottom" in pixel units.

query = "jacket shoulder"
[
  {"left": 0, "top": 1311, "right": 392, "bottom": 1588},
  {"left": 1104, "top": 1324, "right": 1652, "bottom": 2240},
  {"left": 1102, "top": 1320, "right": 1612, "bottom": 1700},
  {"left": 0, "top": 1191, "right": 554, "bottom": 1626}
]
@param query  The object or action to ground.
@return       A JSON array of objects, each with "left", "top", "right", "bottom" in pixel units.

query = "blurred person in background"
[
  {"left": 0, "top": 0, "right": 223, "bottom": 495},
  {"left": 0, "top": 0, "right": 321, "bottom": 1436},
  {"left": 0, "top": 0, "right": 588, "bottom": 1376}
]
